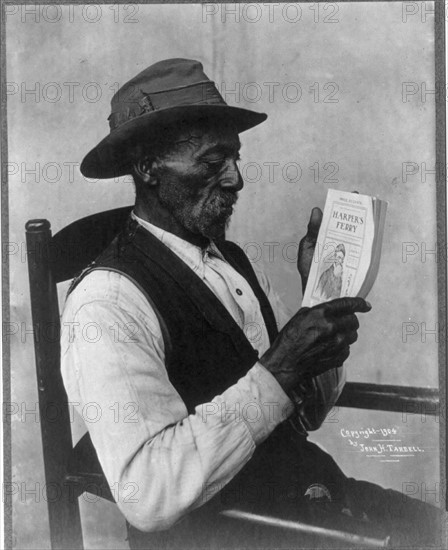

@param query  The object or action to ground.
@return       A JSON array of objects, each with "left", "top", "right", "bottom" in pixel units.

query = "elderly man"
[
  {"left": 61, "top": 59, "right": 439, "bottom": 549},
  {"left": 317, "top": 244, "right": 346, "bottom": 301}
]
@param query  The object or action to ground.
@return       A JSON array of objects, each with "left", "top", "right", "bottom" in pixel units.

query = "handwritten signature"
[
  {"left": 339, "top": 426, "right": 425, "bottom": 462},
  {"left": 340, "top": 427, "right": 397, "bottom": 439}
]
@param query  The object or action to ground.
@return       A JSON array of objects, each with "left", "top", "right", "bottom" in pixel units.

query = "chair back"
[{"left": 25, "top": 206, "right": 132, "bottom": 549}]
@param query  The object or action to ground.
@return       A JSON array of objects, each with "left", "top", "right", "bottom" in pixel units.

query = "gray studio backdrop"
[{"left": 6, "top": 2, "right": 439, "bottom": 548}]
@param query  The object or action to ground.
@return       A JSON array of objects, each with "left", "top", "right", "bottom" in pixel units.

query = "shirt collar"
[{"left": 131, "top": 211, "right": 226, "bottom": 276}]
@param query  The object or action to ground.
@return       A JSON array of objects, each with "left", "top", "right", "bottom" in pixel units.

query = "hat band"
[{"left": 108, "top": 81, "right": 225, "bottom": 131}]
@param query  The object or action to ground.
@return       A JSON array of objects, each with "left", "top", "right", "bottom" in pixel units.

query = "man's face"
[
  {"left": 334, "top": 251, "right": 344, "bottom": 276},
  {"left": 153, "top": 121, "right": 243, "bottom": 240},
  {"left": 335, "top": 251, "right": 344, "bottom": 266}
]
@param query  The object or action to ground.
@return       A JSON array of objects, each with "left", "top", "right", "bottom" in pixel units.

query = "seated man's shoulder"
[
  {"left": 63, "top": 269, "right": 148, "bottom": 319},
  {"left": 61, "top": 268, "right": 164, "bottom": 354}
]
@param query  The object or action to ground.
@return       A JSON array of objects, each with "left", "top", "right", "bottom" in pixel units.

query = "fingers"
[
  {"left": 332, "top": 331, "right": 358, "bottom": 350},
  {"left": 323, "top": 297, "right": 372, "bottom": 316},
  {"left": 326, "top": 329, "right": 358, "bottom": 351},
  {"left": 306, "top": 207, "right": 323, "bottom": 241},
  {"left": 336, "top": 314, "right": 360, "bottom": 333},
  {"left": 313, "top": 345, "right": 351, "bottom": 375},
  {"left": 345, "top": 330, "right": 358, "bottom": 346},
  {"left": 315, "top": 316, "right": 358, "bottom": 342},
  {"left": 322, "top": 345, "right": 350, "bottom": 369},
  {"left": 312, "top": 326, "right": 357, "bottom": 375},
  {"left": 333, "top": 345, "right": 351, "bottom": 367}
]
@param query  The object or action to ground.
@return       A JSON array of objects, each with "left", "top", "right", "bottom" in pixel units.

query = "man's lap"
[{"left": 126, "top": 438, "right": 441, "bottom": 549}]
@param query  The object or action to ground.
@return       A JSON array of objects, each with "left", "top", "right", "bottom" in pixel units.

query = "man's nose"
[{"left": 220, "top": 159, "right": 244, "bottom": 192}]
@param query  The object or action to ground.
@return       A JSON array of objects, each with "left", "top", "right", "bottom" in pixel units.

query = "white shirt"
[{"left": 61, "top": 214, "right": 295, "bottom": 532}]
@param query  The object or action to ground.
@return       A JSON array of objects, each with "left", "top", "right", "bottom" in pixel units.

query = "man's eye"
[
  {"left": 204, "top": 159, "right": 226, "bottom": 171},
  {"left": 204, "top": 155, "right": 241, "bottom": 171}
]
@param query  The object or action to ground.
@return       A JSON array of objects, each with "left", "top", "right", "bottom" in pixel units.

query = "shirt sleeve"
[{"left": 61, "top": 272, "right": 293, "bottom": 533}]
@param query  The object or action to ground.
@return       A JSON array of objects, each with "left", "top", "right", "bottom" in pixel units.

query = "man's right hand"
[{"left": 259, "top": 297, "right": 372, "bottom": 394}]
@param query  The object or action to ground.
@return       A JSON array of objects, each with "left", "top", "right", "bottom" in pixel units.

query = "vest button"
[{"left": 236, "top": 288, "right": 243, "bottom": 296}]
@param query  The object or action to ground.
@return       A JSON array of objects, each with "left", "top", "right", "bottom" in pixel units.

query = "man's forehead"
[
  {"left": 194, "top": 131, "right": 241, "bottom": 155},
  {"left": 170, "top": 120, "right": 241, "bottom": 152}
]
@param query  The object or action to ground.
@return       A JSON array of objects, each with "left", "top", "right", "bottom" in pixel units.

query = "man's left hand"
[{"left": 298, "top": 207, "right": 323, "bottom": 293}]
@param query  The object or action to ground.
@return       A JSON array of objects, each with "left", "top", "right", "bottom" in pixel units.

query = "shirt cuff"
[{"left": 213, "top": 362, "right": 294, "bottom": 446}]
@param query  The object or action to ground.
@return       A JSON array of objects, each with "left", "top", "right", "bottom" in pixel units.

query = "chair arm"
[
  {"left": 219, "top": 508, "right": 390, "bottom": 547},
  {"left": 337, "top": 382, "right": 439, "bottom": 415}
]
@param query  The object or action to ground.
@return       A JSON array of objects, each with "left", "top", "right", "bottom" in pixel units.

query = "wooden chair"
[{"left": 25, "top": 208, "right": 439, "bottom": 549}]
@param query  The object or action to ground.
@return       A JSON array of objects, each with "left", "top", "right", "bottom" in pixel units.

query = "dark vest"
[{"left": 69, "top": 217, "right": 347, "bottom": 548}]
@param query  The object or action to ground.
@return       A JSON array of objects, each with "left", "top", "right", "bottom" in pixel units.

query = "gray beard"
[{"left": 157, "top": 187, "right": 237, "bottom": 240}]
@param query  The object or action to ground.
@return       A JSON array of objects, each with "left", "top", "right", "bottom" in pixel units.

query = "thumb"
[{"left": 306, "top": 207, "right": 323, "bottom": 241}]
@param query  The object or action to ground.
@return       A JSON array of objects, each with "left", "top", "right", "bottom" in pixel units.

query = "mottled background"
[{"left": 6, "top": 2, "right": 440, "bottom": 548}]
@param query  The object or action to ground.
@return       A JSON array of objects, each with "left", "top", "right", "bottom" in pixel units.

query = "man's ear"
[{"left": 133, "top": 157, "right": 160, "bottom": 186}]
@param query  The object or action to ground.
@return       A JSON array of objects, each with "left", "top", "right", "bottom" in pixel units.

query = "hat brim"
[{"left": 80, "top": 105, "right": 267, "bottom": 179}]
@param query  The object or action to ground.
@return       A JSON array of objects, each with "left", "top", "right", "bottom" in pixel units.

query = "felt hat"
[{"left": 80, "top": 58, "right": 267, "bottom": 179}]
